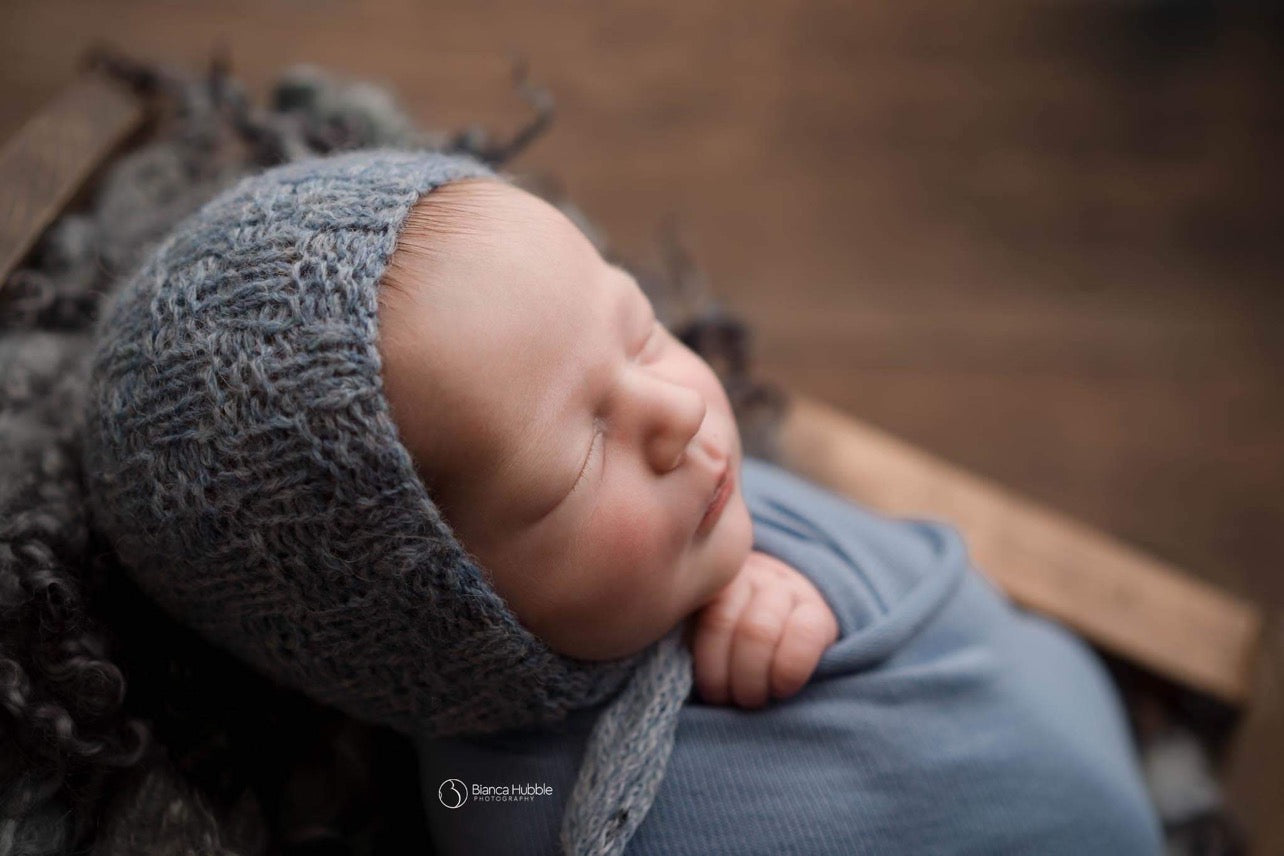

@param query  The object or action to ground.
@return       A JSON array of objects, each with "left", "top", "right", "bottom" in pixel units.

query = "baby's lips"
[{"left": 696, "top": 463, "right": 733, "bottom": 539}]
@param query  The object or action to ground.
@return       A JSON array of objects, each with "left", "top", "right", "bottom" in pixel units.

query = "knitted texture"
[
  {"left": 560, "top": 622, "right": 693, "bottom": 856},
  {"left": 80, "top": 148, "right": 645, "bottom": 740}
]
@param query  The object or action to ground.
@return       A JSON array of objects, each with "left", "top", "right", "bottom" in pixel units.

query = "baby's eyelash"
[{"left": 570, "top": 417, "right": 607, "bottom": 495}]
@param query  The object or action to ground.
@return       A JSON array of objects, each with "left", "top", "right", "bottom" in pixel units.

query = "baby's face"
[{"left": 377, "top": 179, "right": 752, "bottom": 661}]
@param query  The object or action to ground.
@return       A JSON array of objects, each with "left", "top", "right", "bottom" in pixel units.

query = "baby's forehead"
[{"left": 376, "top": 181, "right": 645, "bottom": 513}]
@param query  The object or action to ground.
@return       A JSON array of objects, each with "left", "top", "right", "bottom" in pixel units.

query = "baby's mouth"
[{"left": 696, "top": 463, "right": 733, "bottom": 538}]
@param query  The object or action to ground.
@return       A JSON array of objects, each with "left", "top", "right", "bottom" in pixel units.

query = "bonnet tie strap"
[{"left": 559, "top": 620, "right": 693, "bottom": 855}]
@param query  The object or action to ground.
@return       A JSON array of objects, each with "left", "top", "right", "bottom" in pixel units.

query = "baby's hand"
[{"left": 686, "top": 551, "right": 839, "bottom": 709}]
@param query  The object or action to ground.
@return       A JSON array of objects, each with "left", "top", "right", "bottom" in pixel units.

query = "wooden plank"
[
  {"left": 0, "top": 75, "right": 146, "bottom": 285},
  {"left": 777, "top": 391, "right": 1264, "bottom": 706}
]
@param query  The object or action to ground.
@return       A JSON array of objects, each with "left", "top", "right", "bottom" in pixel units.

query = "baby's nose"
[{"left": 643, "top": 378, "right": 706, "bottom": 474}]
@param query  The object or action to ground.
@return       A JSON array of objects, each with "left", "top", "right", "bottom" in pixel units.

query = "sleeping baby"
[{"left": 81, "top": 148, "right": 1163, "bottom": 855}]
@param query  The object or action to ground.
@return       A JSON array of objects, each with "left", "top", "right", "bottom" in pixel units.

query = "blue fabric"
[{"left": 416, "top": 457, "right": 1164, "bottom": 855}]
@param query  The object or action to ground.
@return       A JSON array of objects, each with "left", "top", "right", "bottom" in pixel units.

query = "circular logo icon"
[{"left": 438, "top": 778, "right": 469, "bottom": 809}]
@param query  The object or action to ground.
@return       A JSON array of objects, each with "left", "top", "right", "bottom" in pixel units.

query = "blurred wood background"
[{"left": 1, "top": 0, "right": 1280, "bottom": 851}]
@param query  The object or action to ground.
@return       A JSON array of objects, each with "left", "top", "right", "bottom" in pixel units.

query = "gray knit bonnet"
[{"left": 80, "top": 148, "right": 693, "bottom": 854}]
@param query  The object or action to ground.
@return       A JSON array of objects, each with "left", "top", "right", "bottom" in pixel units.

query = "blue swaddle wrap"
[{"left": 416, "top": 456, "right": 1163, "bottom": 855}]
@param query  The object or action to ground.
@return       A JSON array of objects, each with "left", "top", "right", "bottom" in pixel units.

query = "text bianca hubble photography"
[{"left": 437, "top": 778, "right": 556, "bottom": 808}]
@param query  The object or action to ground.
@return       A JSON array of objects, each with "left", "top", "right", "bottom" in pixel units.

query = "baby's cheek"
[
  {"left": 587, "top": 503, "right": 676, "bottom": 595},
  {"left": 591, "top": 503, "right": 656, "bottom": 570}
]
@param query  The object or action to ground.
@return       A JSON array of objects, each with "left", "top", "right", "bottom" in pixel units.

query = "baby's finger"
[
  {"left": 727, "top": 585, "right": 794, "bottom": 709},
  {"left": 770, "top": 600, "right": 839, "bottom": 700},
  {"left": 691, "top": 578, "right": 755, "bottom": 705}
]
